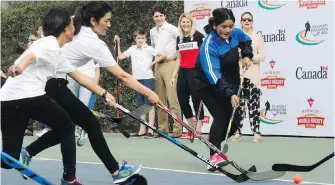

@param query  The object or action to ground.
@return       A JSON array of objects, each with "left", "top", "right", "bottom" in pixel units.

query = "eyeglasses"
[{"left": 242, "top": 18, "right": 253, "bottom": 22}]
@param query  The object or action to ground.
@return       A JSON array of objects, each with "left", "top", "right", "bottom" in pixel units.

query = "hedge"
[{"left": 1, "top": 1, "right": 184, "bottom": 133}]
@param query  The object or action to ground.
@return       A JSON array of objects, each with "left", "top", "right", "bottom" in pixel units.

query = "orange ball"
[{"left": 293, "top": 174, "right": 302, "bottom": 184}]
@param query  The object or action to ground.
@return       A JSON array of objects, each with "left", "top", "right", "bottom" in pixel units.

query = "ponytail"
[
  {"left": 72, "top": 2, "right": 112, "bottom": 35},
  {"left": 204, "top": 17, "right": 215, "bottom": 34},
  {"left": 73, "top": 6, "right": 84, "bottom": 35}
]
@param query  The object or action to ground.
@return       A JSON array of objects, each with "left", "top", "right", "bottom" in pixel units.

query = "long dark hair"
[
  {"left": 73, "top": 1, "right": 112, "bottom": 35},
  {"left": 204, "top": 8, "right": 235, "bottom": 34},
  {"left": 42, "top": 8, "right": 71, "bottom": 38}
]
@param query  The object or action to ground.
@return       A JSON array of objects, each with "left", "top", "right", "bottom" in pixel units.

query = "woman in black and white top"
[
  {"left": 0, "top": 8, "right": 116, "bottom": 183},
  {"left": 21, "top": 1, "right": 161, "bottom": 185},
  {"left": 171, "top": 13, "right": 205, "bottom": 139}
]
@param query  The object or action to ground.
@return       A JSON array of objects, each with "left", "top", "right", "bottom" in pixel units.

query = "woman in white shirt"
[
  {"left": 232, "top": 12, "right": 266, "bottom": 143},
  {"left": 21, "top": 2, "right": 161, "bottom": 185},
  {"left": 0, "top": 8, "right": 116, "bottom": 185},
  {"left": 36, "top": 61, "right": 100, "bottom": 140}
]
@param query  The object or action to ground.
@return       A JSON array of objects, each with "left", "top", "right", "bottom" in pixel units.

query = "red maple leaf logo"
[
  {"left": 307, "top": 98, "right": 314, "bottom": 108},
  {"left": 269, "top": 60, "right": 276, "bottom": 69}
]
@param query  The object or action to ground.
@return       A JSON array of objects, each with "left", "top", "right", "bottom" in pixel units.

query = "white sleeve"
[
  {"left": 123, "top": 47, "right": 133, "bottom": 58},
  {"left": 147, "top": 46, "right": 159, "bottom": 56},
  {"left": 170, "top": 24, "right": 179, "bottom": 39},
  {"left": 30, "top": 46, "right": 59, "bottom": 66},
  {"left": 150, "top": 29, "right": 155, "bottom": 47},
  {"left": 87, "top": 42, "right": 117, "bottom": 68}
]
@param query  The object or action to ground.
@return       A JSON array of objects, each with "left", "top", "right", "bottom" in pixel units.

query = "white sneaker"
[
  {"left": 75, "top": 126, "right": 83, "bottom": 137},
  {"left": 253, "top": 133, "right": 261, "bottom": 142},
  {"left": 36, "top": 128, "right": 51, "bottom": 137},
  {"left": 231, "top": 133, "right": 241, "bottom": 142}
]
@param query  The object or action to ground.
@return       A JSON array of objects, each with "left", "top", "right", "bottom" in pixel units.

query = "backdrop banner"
[{"left": 182, "top": 0, "right": 334, "bottom": 137}]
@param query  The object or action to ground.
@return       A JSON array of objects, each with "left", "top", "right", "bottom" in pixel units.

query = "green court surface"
[{"left": 1, "top": 134, "right": 334, "bottom": 185}]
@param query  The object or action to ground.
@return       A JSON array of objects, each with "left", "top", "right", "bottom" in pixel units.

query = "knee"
[
  {"left": 80, "top": 115, "right": 102, "bottom": 134},
  {"left": 59, "top": 123, "right": 75, "bottom": 137},
  {"left": 66, "top": 124, "right": 75, "bottom": 133}
]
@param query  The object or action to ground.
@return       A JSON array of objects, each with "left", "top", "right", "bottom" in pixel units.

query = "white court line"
[{"left": 35, "top": 157, "right": 331, "bottom": 185}]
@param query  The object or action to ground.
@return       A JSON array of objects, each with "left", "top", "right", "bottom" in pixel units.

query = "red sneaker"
[{"left": 180, "top": 131, "right": 191, "bottom": 139}]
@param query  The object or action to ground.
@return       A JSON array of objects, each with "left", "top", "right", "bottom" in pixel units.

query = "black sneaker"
[
  {"left": 144, "top": 133, "right": 154, "bottom": 139},
  {"left": 130, "top": 133, "right": 146, "bottom": 137}
]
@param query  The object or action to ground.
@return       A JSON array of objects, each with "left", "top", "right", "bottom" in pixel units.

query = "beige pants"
[{"left": 155, "top": 60, "right": 182, "bottom": 133}]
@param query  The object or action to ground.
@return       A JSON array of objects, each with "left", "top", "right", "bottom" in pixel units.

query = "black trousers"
[
  {"left": 3, "top": 77, "right": 36, "bottom": 133},
  {"left": 198, "top": 86, "right": 241, "bottom": 156},
  {"left": 25, "top": 78, "right": 119, "bottom": 181},
  {"left": 1, "top": 95, "right": 75, "bottom": 169},
  {"left": 177, "top": 68, "right": 204, "bottom": 120},
  {"left": 26, "top": 119, "right": 34, "bottom": 132}
]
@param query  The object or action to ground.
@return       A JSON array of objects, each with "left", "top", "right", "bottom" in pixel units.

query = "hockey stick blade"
[
  {"left": 121, "top": 104, "right": 153, "bottom": 125},
  {"left": 272, "top": 152, "right": 334, "bottom": 172},
  {"left": 1, "top": 152, "right": 54, "bottom": 185},
  {"left": 116, "top": 104, "right": 251, "bottom": 183},
  {"left": 157, "top": 104, "right": 286, "bottom": 181},
  {"left": 91, "top": 110, "right": 130, "bottom": 138},
  {"left": 92, "top": 104, "right": 152, "bottom": 119},
  {"left": 131, "top": 104, "right": 153, "bottom": 117},
  {"left": 91, "top": 105, "right": 152, "bottom": 138},
  {"left": 246, "top": 169, "right": 286, "bottom": 181}
]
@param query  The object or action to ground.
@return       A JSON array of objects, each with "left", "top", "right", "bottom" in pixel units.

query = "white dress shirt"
[{"left": 150, "top": 21, "right": 179, "bottom": 59}]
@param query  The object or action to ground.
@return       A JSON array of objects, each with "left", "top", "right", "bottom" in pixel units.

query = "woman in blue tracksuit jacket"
[{"left": 194, "top": 8, "right": 253, "bottom": 171}]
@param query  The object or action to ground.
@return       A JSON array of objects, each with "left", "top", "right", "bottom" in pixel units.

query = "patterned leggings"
[{"left": 236, "top": 78, "right": 261, "bottom": 135}]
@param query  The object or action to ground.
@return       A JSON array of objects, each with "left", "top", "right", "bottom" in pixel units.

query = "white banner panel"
[{"left": 183, "top": 0, "right": 334, "bottom": 137}]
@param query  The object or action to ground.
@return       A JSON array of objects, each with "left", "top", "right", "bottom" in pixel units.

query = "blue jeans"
[
  {"left": 67, "top": 79, "right": 93, "bottom": 106},
  {"left": 136, "top": 78, "right": 155, "bottom": 106},
  {"left": 88, "top": 94, "right": 97, "bottom": 110}
]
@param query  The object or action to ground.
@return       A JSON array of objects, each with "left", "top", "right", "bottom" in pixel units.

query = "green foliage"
[{"left": 1, "top": 1, "right": 184, "bottom": 132}]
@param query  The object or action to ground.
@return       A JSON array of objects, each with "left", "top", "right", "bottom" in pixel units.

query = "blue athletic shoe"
[
  {"left": 20, "top": 147, "right": 31, "bottom": 180},
  {"left": 112, "top": 160, "right": 142, "bottom": 184}
]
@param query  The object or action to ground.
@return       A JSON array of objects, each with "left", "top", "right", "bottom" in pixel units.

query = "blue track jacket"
[{"left": 194, "top": 28, "right": 253, "bottom": 97}]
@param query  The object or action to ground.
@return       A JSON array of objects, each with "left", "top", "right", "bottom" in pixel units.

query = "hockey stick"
[
  {"left": 91, "top": 104, "right": 153, "bottom": 139},
  {"left": 115, "top": 40, "right": 121, "bottom": 118},
  {"left": 157, "top": 104, "right": 286, "bottom": 181},
  {"left": 1, "top": 152, "right": 54, "bottom": 185},
  {"left": 190, "top": 100, "right": 203, "bottom": 143},
  {"left": 92, "top": 104, "right": 152, "bottom": 119},
  {"left": 272, "top": 152, "right": 334, "bottom": 172},
  {"left": 91, "top": 110, "right": 130, "bottom": 138},
  {"left": 221, "top": 69, "right": 246, "bottom": 154},
  {"left": 115, "top": 103, "right": 254, "bottom": 183}
]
